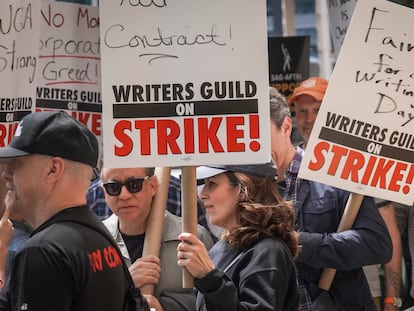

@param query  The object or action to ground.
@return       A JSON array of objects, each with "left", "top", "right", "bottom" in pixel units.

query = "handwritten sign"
[
  {"left": 327, "top": 0, "right": 358, "bottom": 56},
  {"left": 299, "top": 0, "right": 414, "bottom": 205},
  {"left": 35, "top": 1, "right": 103, "bottom": 168},
  {"left": 99, "top": 0, "right": 270, "bottom": 168},
  {"left": 0, "top": 0, "right": 39, "bottom": 146}
]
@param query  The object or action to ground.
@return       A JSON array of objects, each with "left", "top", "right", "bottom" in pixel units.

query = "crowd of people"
[{"left": 0, "top": 78, "right": 410, "bottom": 311}]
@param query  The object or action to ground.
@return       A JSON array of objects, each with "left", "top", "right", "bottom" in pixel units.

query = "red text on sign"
[
  {"left": 0, "top": 122, "right": 19, "bottom": 147},
  {"left": 309, "top": 141, "right": 414, "bottom": 194},
  {"left": 113, "top": 115, "right": 261, "bottom": 156},
  {"left": 36, "top": 107, "right": 101, "bottom": 136}
]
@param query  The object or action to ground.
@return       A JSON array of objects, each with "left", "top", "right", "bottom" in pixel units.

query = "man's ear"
[
  {"left": 46, "top": 157, "right": 65, "bottom": 183},
  {"left": 281, "top": 116, "right": 293, "bottom": 137}
]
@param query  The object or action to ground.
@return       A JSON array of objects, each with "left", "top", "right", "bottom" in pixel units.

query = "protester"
[
  {"left": 88, "top": 173, "right": 210, "bottom": 229},
  {"left": 383, "top": 201, "right": 414, "bottom": 310},
  {"left": 0, "top": 166, "right": 12, "bottom": 289},
  {"left": 0, "top": 111, "right": 148, "bottom": 311},
  {"left": 0, "top": 164, "right": 30, "bottom": 284},
  {"left": 289, "top": 78, "right": 404, "bottom": 311},
  {"left": 101, "top": 166, "right": 214, "bottom": 311},
  {"left": 176, "top": 163, "right": 299, "bottom": 311},
  {"left": 270, "top": 86, "right": 392, "bottom": 310},
  {"left": 0, "top": 205, "right": 13, "bottom": 290},
  {"left": 372, "top": 200, "right": 403, "bottom": 311},
  {"left": 288, "top": 76, "right": 328, "bottom": 148},
  {"left": 5, "top": 213, "right": 30, "bottom": 277}
]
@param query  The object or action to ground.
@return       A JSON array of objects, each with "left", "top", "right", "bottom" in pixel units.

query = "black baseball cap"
[
  {"left": 0, "top": 111, "right": 98, "bottom": 167},
  {"left": 196, "top": 162, "right": 276, "bottom": 183}
]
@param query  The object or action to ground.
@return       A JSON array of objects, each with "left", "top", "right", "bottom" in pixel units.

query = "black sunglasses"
[{"left": 102, "top": 176, "right": 150, "bottom": 196}]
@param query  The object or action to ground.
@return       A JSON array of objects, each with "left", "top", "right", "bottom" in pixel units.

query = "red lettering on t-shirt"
[
  {"left": 89, "top": 249, "right": 103, "bottom": 272},
  {"left": 103, "top": 246, "right": 122, "bottom": 269}
]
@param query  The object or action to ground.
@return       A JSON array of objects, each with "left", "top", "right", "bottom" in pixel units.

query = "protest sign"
[
  {"left": 299, "top": 0, "right": 414, "bottom": 205},
  {"left": 327, "top": 0, "right": 358, "bottom": 57},
  {"left": 36, "top": 1, "right": 103, "bottom": 168},
  {"left": 0, "top": 0, "right": 39, "bottom": 146},
  {"left": 99, "top": 0, "right": 270, "bottom": 168},
  {"left": 268, "top": 35, "right": 310, "bottom": 108}
]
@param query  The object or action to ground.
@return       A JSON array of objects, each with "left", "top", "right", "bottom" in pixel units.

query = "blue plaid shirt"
[
  {"left": 278, "top": 146, "right": 303, "bottom": 206},
  {"left": 86, "top": 178, "right": 112, "bottom": 220},
  {"left": 277, "top": 146, "right": 312, "bottom": 311},
  {"left": 167, "top": 175, "right": 209, "bottom": 229}
]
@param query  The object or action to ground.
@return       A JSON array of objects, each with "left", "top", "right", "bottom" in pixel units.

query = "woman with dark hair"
[{"left": 177, "top": 163, "right": 299, "bottom": 311}]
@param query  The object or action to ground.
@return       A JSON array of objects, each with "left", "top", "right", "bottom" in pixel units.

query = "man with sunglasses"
[{"left": 101, "top": 166, "right": 215, "bottom": 311}]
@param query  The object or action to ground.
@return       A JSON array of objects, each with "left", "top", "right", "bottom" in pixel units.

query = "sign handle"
[
  {"left": 141, "top": 167, "right": 171, "bottom": 295},
  {"left": 181, "top": 166, "right": 198, "bottom": 288},
  {"left": 318, "top": 193, "right": 364, "bottom": 290}
]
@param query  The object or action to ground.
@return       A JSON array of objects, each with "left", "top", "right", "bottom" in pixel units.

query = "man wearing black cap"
[{"left": 0, "top": 112, "right": 148, "bottom": 311}]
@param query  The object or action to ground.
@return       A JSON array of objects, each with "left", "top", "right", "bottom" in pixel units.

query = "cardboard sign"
[
  {"left": 0, "top": 0, "right": 40, "bottom": 146},
  {"left": 268, "top": 35, "right": 310, "bottom": 107},
  {"left": 99, "top": 0, "right": 270, "bottom": 168},
  {"left": 35, "top": 1, "right": 103, "bottom": 168},
  {"left": 327, "top": 0, "right": 358, "bottom": 57},
  {"left": 299, "top": 0, "right": 414, "bottom": 205}
]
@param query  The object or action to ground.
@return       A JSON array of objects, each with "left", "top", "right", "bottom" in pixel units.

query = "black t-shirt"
[
  {"left": 0, "top": 206, "right": 130, "bottom": 311},
  {"left": 122, "top": 232, "right": 145, "bottom": 263}
]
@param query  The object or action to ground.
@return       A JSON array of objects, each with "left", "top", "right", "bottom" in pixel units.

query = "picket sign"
[
  {"left": 99, "top": 0, "right": 270, "bottom": 289},
  {"left": 299, "top": 0, "right": 414, "bottom": 291}
]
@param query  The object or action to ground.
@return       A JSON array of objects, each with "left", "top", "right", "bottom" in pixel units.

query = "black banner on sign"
[
  {"left": 0, "top": 111, "right": 32, "bottom": 123},
  {"left": 319, "top": 127, "right": 414, "bottom": 163},
  {"left": 36, "top": 99, "right": 102, "bottom": 113},
  {"left": 268, "top": 36, "right": 310, "bottom": 104},
  {"left": 113, "top": 99, "right": 258, "bottom": 118}
]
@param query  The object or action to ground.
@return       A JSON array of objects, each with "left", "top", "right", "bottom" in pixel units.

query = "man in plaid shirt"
[{"left": 269, "top": 86, "right": 392, "bottom": 311}]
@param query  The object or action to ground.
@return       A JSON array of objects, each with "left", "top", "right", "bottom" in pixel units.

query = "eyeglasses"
[{"left": 102, "top": 176, "right": 150, "bottom": 196}]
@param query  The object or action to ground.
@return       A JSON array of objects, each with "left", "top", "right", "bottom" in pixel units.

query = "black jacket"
[
  {"left": 195, "top": 238, "right": 299, "bottom": 311},
  {"left": 0, "top": 206, "right": 145, "bottom": 311}
]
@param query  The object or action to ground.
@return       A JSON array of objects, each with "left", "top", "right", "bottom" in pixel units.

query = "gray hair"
[
  {"left": 269, "top": 87, "right": 291, "bottom": 128},
  {"left": 145, "top": 167, "right": 155, "bottom": 176}
]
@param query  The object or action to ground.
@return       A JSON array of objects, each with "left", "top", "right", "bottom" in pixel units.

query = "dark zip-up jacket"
[
  {"left": 195, "top": 238, "right": 299, "bottom": 311},
  {"left": 295, "top": 181, "right": 393, "bottom": 310}
]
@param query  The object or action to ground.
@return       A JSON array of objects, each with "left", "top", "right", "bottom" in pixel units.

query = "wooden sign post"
[
  {"left": 141, "top": 167, "right": 171, "bottom": 294},
  {"left": 180, "top": 166, "right": 198, "bottom": 288}
]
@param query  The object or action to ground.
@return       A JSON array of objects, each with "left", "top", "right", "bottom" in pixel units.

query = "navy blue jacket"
[{"left": 295, "top": 180, "right": 392, "bottom": 310}]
